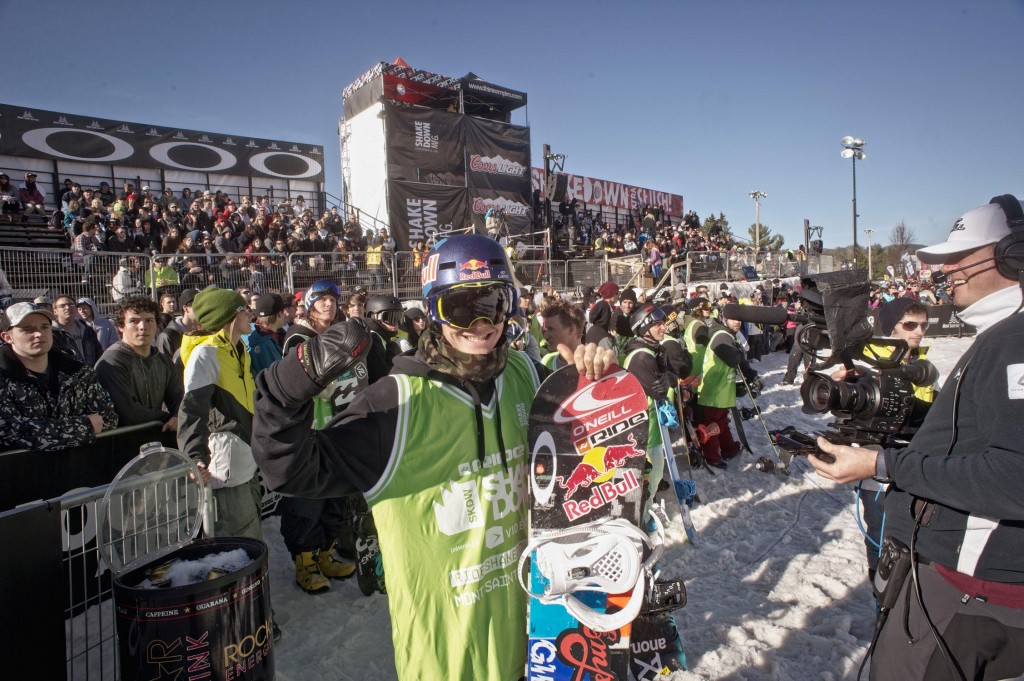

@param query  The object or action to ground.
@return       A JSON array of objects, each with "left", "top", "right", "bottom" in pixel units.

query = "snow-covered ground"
[{"left": 264, "top": 335, "right": 974, "bottom": 681}]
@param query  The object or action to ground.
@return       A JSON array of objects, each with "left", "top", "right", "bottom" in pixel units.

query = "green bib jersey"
[
  {"left": 683, "top": 318, "right": 708, "bottom": 378},
  {"left": 364, "top": 350, "right": 541, "bottom": 680},
  {"left": 698, "top": 328, "right": 737, "bottom": 408}
]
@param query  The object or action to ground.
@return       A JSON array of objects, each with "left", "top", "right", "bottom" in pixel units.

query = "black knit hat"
[{"left": 877, "top": 297, "right": 916, "bottom": 335}]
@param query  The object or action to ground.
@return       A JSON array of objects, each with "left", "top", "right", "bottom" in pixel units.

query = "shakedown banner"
[
  {"left": 387, "top": 180, "right": 470, "bottom": 249},
  {"left": 0, "top": 103, "right": 325, "bottom": 180},
  {"left": 385, "top": 102, "right": 465, "bottom": 185}
]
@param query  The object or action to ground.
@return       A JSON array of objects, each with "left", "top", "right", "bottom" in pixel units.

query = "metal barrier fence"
[
  {"left": 288, "top": 250, "right": 399, "bottom": 298},
  {"left": 61, "top": 455, "right": 209, "bottom": 681}
]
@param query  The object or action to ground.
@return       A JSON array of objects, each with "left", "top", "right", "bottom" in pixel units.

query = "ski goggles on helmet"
[
  {"left": 305, "top": 280, "right": 340, "bottom": 309},
  {"left": 373, "top": 308, "right": 404, "bottom": 327},
  {"left": 432, "top": 283, "right": 516, "bottom": 330},
  {"left": 632, "top": 306, "right": 667, "bottom": 335}
]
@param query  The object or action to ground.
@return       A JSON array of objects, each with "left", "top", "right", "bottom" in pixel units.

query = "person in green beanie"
[{"left": 178, "top": 287, "right": 264, "bottom": 540}]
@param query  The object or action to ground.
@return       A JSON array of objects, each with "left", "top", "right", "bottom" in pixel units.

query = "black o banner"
[
  {"left": 384, "top": 102, "right": 465, "bottom": 185},
  {"left": 387, "top": 180, "right": 471, "bottom": 250},
  {"left": 0, "top": 103, "right": 325, "bottom": 180}
]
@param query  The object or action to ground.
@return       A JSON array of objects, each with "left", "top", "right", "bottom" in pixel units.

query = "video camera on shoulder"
[{"left": 794, "top": 270, "right": 937, "bottom": 446}]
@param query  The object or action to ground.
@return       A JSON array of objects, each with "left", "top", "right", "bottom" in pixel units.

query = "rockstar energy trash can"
[{"left": 99, "top": 444, "right": 275, "bottom": 681}]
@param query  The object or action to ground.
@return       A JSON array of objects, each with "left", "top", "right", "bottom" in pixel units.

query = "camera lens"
[{"left": 801, "top": 373, "right": 835, "bottom": 414}]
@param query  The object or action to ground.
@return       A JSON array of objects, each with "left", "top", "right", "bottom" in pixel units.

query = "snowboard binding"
[{"left": 519, "top": 515, "right": 665, "bottom": 632}]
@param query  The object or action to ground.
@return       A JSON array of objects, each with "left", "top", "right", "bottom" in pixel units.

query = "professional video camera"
[{"left": 722, "top": 270, "right": 938, "bottom": 470}]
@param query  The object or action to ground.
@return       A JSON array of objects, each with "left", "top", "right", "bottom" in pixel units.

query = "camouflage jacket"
[{"left": 0, "top": 344, "right": 119, "bottom": 452}]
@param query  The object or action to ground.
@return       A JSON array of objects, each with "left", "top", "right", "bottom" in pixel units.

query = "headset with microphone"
[
  {"left": 990, "top": 193, "right": 1024, "bottom": 279},
  {"left": 931, "top": 194, "right": 1024, "bottom": 286}
]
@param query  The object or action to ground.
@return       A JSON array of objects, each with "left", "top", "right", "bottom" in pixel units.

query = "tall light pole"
[
  {"left": 841, "top": 136, "right": 866, "bottom": 264},
  {"left": 749, "top": 190, "right": 766, "bottom": 252},
  {"left": 864, "top": 227, "right": 874, "bottom": 282}
]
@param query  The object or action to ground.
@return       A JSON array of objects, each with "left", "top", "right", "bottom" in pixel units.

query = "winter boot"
[
  {"left": 318, "top": 543, "right": 356, "bottom": 580},
  {"left": 295, "top": 550, "right": 331, "bottom": 594}
]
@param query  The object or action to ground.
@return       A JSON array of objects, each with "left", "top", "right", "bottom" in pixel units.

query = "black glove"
[
  {"left": 735, "top": 381, "right": 748, "bottom": 397},
  {"left": 651, "top": 372, "right": 678, "bottom": 400},
  {"left": 749, "top": 376, "right": 765, "bottom": 399},
  {"left": 296, "top": 318, "right": 371, "bottom": 388}
]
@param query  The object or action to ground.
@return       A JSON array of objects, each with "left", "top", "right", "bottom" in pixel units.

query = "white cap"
[
  {"left": 1, "top": 302, "right": 56, "bottom": 331},
  {"left": 917, "top": 200, "right": 1023, "bottom": 263},
  {"left": 142, "top": 185, "right": 150, "bottom": 190}
]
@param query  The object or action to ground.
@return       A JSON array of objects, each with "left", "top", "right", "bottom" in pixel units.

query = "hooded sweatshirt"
[{"left": 77, "top": 298, "right": 119, "bottom": 350}]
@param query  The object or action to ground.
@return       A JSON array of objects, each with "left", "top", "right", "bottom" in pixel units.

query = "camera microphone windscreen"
[{"left": 721, "top": 303, "right": 790, "bottom": 326}]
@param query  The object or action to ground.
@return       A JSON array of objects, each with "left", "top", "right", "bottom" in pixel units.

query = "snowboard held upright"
[{"left": 522, "top": 366, "right": 655, "bottom": 680}]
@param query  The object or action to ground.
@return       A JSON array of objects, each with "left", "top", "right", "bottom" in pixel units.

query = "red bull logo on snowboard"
[{"left": 556, "top": 434, "right": 644, "bottom": 522}]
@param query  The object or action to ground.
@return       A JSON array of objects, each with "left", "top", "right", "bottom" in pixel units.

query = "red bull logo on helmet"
[{"left": 458, "top": 258, "right": 492, "bottom": 281}]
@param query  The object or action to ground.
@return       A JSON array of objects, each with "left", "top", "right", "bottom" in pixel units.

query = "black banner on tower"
[
  {"left": 0, "top": 103, "right": 325, "bottom": 180},
  {"left": 467, "top": 188, "right": 533, "bottom": 236},
  {"left": 387, "top": 180, "right": 471, "bottom": 249},
  {"left": 464, "top": 116, "right": 530, "bottom": 193},
  {"left": 385, "top": 102, "right": 466, "bottom": 186}
]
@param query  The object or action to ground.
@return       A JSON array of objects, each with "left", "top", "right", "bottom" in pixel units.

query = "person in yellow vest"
[
  {"left": 252, "top": 234, "right": 615, "bottom": 680},
  {"left": 695, "top": 306, "right": 752, "bottom": 466},
  {"left": 834, "top": 297, "right": 937, "bottom": 582},
  {"left": 365, "top": 237, "right": 384, "bottom": 286}
]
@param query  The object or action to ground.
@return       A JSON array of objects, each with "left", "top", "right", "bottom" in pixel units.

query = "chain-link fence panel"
[
  {"left": 393, "top": 251, "right": 428, "bottom": 301},
  {"left": 287, "top": 251, "right": 397, "bottom": 297},
  {"left": 0, "top": 247, "right": 151, "bottom": 317}
]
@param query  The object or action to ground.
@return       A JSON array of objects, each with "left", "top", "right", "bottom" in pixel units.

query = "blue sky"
[{"left": 6, "top": 0, "right": 1023, "bottom": 250}]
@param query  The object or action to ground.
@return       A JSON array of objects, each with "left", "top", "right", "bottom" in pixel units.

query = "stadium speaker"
[{"left": 809, "top": 239, "right": 823, "bottom": 254}]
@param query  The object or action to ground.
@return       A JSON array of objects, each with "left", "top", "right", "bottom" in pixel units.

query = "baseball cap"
[
  {"left": 253, "top": 293, "right": 285, "bottom": 317},
  {"left": 142, "top": 185, "right": 150, "bottom": 191},
  {"left": 917, "top": 199, "right": 1024, "bottom": 263},
  {"left": 1, "top": 302, "right": 56, "bottom": 331},
  {"left": 33, "top": 295, "right": 52, "bottom": 305},
  {"left": 178, "top": 288, "right": 201, "bottom": 308},
  {"left": 25, "top": 172, "right": 37, "bottom": 179}
]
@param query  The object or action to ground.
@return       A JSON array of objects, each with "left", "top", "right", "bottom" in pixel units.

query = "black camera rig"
[{"left": 767, "top": 270, "right": 937, "bottom": 470}]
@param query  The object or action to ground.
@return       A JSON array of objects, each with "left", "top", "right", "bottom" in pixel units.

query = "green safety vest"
[
  {"left": 541, "top": 351, "right": 565, "bottom": 371},
  {"left": 364, "top": 350, "right": 540, "bottom": 681},
  {"left": 684, "top": 319, "right": 707, "bottom": 378},
  {"left": 698, "top": 328, "right": 737, "bottom": 408}
]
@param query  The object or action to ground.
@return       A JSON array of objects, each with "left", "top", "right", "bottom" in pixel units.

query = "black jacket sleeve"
[
  {"left": 628, "top": 351, "right": 669, "bottom": 402},
  {"left": 710, "top": 332, "right": 742, "bottom": 369},
  {"left": 252, "top": 350, "right": 395, "bottom": 498},
  {"left": 662, "top": 339, "right": 692, "bottom": 378}
]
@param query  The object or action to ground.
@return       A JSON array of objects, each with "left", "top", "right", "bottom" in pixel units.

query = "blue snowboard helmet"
[
  {"left": 420, "top": 233, "right": 518, "bottom": 327},
  {"left": 304, "top": 279, "right": 340, "bottom": 311}
]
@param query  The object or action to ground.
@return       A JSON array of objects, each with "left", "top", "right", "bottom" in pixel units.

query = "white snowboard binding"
[{"left": 519, "top": 513, "right": 664, "bottom": 632}]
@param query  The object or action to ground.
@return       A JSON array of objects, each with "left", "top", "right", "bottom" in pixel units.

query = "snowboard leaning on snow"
[{"left": 523, "top": 365, "right": 652, "bottom": 680}]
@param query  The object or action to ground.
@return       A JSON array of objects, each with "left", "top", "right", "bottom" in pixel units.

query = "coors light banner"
[
  {"left": 387, "top": 180, "right": 470, "bottom": 249},
  {"left": 384, "top": 102, "right": 465, "bottom": 185},
  {"left": 467, "top": 189, "right": 533, "bottom": 235},
  {"left": 0, "top": 103, "right": 325, "bottom": 180},
  {"left": 464, "top": 116, "right": 530, "bottom": 193}
]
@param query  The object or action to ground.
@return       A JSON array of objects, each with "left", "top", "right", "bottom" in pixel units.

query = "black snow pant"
[
  {"left": 870, "top": 562, "right": 1024, "bottom": 680},
  {"left": 279, "top": 495, "right": 349, "bottom": 556}
]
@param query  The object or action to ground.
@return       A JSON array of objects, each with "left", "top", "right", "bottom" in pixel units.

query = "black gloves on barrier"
[{"left": 296, "top": 318, "right": 371, "bottom": 388}]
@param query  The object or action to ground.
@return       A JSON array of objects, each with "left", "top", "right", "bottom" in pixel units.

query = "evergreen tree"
[
  {"left": 702, "top": 212, "right": 731, "bottom": 239},
  {"left": 747, "top": 223, "right": 785, "bottom": 251}
]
